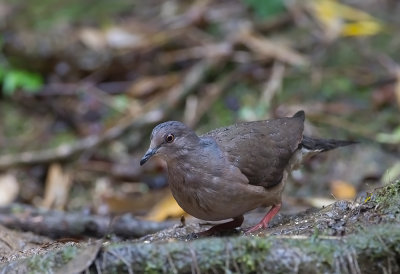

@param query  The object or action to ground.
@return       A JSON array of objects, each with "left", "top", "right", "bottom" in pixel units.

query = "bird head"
[{"left": 140, "top": 121, "right": 199, "bottom": 166}]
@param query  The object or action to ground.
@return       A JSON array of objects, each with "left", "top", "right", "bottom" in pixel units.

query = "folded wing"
[{"left": 202, "top": 111, "right": 305, "bottom": 188}]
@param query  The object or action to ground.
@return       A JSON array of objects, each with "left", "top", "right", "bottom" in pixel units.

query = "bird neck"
[
  {"left": 166, "top": 137, "right": 220, "bottom": 179},
  {"left": 166, "top": 154, "right": 195, "bottom": 188},
  {"left": 166, "top": 146, "right": 198, "bottom": 166}
]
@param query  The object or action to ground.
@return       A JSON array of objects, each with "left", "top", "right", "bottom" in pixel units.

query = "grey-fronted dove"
[{"left": 140, "top": 111, "right": 354, "bottom": 234}]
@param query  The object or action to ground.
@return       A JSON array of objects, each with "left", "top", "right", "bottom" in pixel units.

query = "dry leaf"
[
  {"left": 55, "top": 240, "right": 103, "bottom": 274},
  {"left": 0, "top": 173, "right": 19, "bottom": 206},
  {"left": 79, "top": 28, "right": 107, "bottom": 51},
  {"left": 42, "top": 163, "right": 71, "bottom": 210},
  {"left": 105, "top": 27, "right": 144, "bottom": 49},
  {"left": 330, "top": 180, "right": 356, "bottom": 200},
  {"left": 305, "top": 197, "right": 336, "bottom": 208},
  {"left": 100, "top": 187, "right": 167, "bottom": 215},
  {"left": 145, "top": 190, "right": 186, "bottom": 221}
]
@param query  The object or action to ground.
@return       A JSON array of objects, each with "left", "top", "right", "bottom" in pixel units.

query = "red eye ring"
[{"left": 165, "top": 134, "right": 175, "bottom": 143}]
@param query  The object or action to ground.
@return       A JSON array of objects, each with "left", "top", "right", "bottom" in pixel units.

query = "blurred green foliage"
[
  {"left": 243, "top": 0, "right": 285, "bottom": 18},
  {"left": 0, "top": 66, "right": 43, "bottom": 95},
  {"left": 0, "top": 103, "right": 38, "bottom": 154},
  {"left": 0, "top": 34, "right": 43, "bottom": 95},
  {"left": 1, "top": 104, "right": 32, "bottom": 138},
  {"left": 377, "top": 126, "right": 400, "bottom": 144},
  {"left": 48, "top": 131, "right": 77, "bottom": 148},
  {"left": 112, "top": 95, "right": 130, "bottom": 112},
  {"left": 320, "top": 76, "right": 354, "bottom": 99}
]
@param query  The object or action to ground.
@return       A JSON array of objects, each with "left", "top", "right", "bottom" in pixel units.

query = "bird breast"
[{"left": 167, "top": 161, "right": 272, "bottom": 221}]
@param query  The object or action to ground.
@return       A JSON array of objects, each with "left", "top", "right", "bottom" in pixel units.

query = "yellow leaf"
[
  {"left": 309, "top": 0, "right": 383, "bottom": 37},
  {"left": 342, "top": 21, "right": 383, "bottom": 36},
  {"left": 330, "top": 180, "right": 357, "bottom": 200},
  {"left": 145, "top": 190, "right": 187, "bottom": 221}
]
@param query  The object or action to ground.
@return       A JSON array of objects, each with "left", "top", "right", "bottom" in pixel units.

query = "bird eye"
[{"left": 165, "top": 133, "right": 175, "bottom": 143}]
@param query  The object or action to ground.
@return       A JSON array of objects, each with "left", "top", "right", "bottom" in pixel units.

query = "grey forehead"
[{"left": 151, "top": 121, "right": 186, "bottom": 139}]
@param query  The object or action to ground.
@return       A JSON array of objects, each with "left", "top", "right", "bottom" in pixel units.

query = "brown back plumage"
[{"left": 201, "top": 111, "right": 305, "bottom": 188}]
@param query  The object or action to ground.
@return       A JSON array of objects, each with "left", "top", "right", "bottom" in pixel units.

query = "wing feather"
[{"left": 201, "top": 114, "right": 304, "bottom": 188}]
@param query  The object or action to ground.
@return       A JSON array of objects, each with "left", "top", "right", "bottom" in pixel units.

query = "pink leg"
[
  {"left": 245, "top": 203, "right": 281, "bottom": 234},
  {"left": 198, "top": 216, "right": 244, "bottom": 236}
]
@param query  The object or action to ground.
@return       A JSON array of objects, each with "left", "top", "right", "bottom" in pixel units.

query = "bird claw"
[
  {"left": 184, "top": 229, "right": 219, "bottom": 240},
  {"left": 185, "top": 232, "right": 200, "bottom": 241},
  {"left": 243, "top": 224, "right": 266, "bottom": 235}
]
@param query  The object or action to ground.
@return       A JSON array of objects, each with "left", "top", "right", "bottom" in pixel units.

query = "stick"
[{"left": 0, "top": 204, "right": 175, "bottom": 239}]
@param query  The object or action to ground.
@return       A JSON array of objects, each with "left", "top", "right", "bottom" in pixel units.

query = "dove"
[{"left": 140, "top": 111, "right": 354, "bottom": 234}]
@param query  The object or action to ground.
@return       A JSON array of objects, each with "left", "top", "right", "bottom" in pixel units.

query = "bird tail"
[{"left": 301, "top": 136, "right": 357, "bottom": 153}]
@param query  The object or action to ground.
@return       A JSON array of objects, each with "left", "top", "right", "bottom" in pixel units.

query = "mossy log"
[
  {"left": 99, "top": 224, "right": 400, "bottom": 273},
  {"left": 4, "top": 223, "right": 399, "bottom": 274}
]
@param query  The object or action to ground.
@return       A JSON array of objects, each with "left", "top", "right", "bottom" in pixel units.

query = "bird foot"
[
  {"left": 244, "top": 203, "right": 282, "bottom": 235},
  {"left": 189, "top": 216, "right": 244, "bottom": 238}
]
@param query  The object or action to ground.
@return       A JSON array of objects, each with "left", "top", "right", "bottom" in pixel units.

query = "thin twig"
[{"left": 260, "top": 61, "right": 285, "bottom": 105}]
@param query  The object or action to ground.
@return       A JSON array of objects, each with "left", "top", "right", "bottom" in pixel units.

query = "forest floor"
[{"left": 0, "top": 0, "right": 399, "bottom": 273}]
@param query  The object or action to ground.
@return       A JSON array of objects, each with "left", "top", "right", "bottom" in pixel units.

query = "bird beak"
[{"left": 140, "top": 148, "right": 157, "bottom": 166}]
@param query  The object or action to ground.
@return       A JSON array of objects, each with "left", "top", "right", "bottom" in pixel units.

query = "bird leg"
[
  {"left": 245, "top": 203, "right": 281, "bottom": 234},
  {"left": 198, "top": 216, "right": 244, "bottom": 236}
]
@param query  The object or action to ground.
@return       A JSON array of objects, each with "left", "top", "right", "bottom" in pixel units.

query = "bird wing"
[{"left": 201, "top": 112, "right": 304, "bottom": 188}]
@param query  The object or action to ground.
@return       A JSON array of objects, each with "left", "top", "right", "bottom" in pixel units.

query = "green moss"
[
  {"left": 144, "top": 261, "right": 160, "bottom": 274},
  {"left": 295, "top": 238, "right": 336, "bottom": 266},
  {"left": 349, "top": 223, "right": 400, "bottom": 260},
  {"left": 26, "top": 244, "right": 80, "bottom": 273},
  {"left": 373, "top": 179, "right": 400, "bottom": 211},
  {"left": 239, "top": 253, "right": 256, "bottom": 272},
  {"left": 60, "top": 245, "right": 77, "bottom": 263},
  {"left": 27, "top": 255, "right": 56, "bottom": 274}
]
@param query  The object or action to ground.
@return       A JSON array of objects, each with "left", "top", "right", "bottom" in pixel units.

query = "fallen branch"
[{"left": 0, "top": 204, "right": 175, "bottom": 239}]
